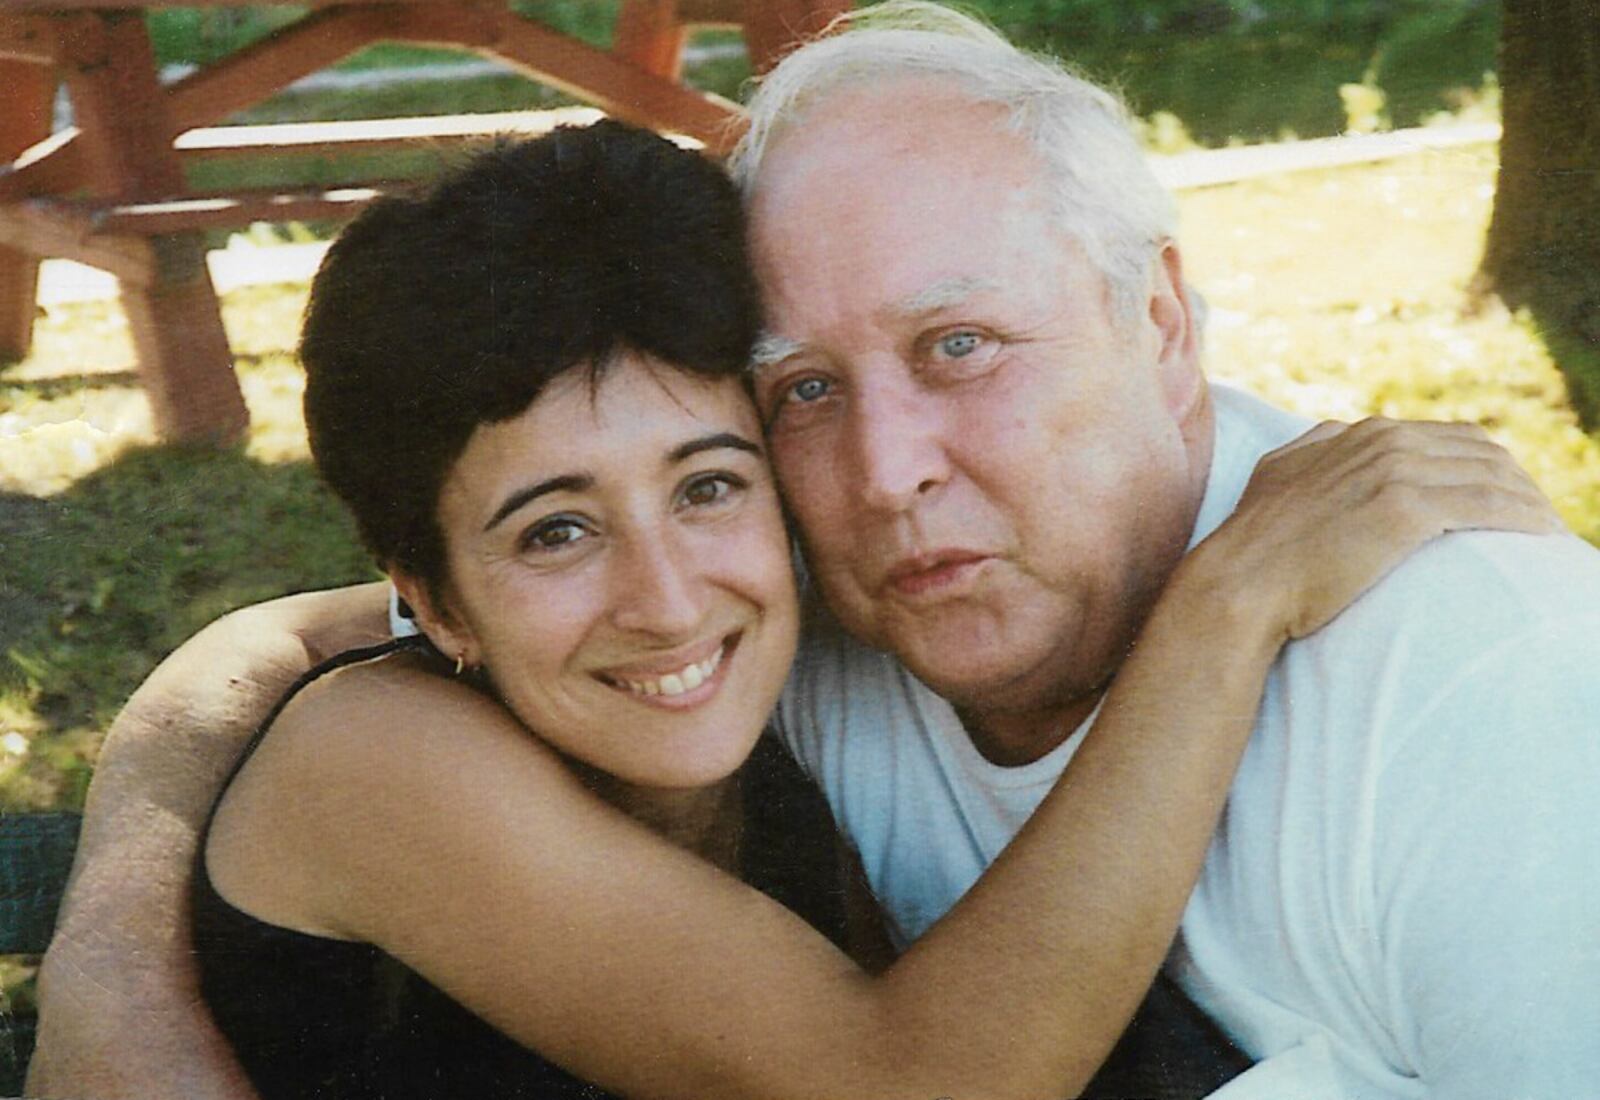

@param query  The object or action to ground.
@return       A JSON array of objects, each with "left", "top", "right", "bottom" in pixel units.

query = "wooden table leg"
[
  {"left": 53, "top": 10, "right": 247, "bottom": 442},
  {"left": 0, "top": 59, "right": 55, "bottom": 364}
]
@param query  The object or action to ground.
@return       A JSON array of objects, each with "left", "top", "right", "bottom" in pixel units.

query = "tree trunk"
[{"left": 1478, "top": 0, "right": 1600, "bottom": 426}]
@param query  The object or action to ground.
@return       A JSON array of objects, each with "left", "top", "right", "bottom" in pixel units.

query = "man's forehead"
[
  {"left": 745, "top": 81, "right": 1025, "bottom": 214},
  {"left": 895, "top": 276, "right": 1004, "bottom": 317}
]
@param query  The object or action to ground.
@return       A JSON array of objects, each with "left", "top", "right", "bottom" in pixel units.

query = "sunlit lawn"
[
  {"left": 3, "top": 143, "right": 1599, "bottom": 815},
  {"left": 1181, "top": 145, "right": 1600, "bottom": 531}
]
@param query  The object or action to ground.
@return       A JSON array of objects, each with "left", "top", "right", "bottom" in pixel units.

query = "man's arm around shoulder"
[{"left": 26, "top": 583, "right": 390, "bottom": 1099}]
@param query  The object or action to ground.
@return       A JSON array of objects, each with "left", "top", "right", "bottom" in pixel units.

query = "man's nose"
[
  {"left": 849, "top": 372, "right": 950, "bottom": 514},
  {"left": 608, "top": 528, "right": 705, "bottom": 638}
]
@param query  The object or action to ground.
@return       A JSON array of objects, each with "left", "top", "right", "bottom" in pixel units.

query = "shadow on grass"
[
  {"left": 0, "top": 372, "right": 143, "bottom": 401},
  {"left": 2, "top": 444, "right": 377, "bottom": 808},
  {"left": 1531, "top": 309, "right": 1600, "bottom": 434}
]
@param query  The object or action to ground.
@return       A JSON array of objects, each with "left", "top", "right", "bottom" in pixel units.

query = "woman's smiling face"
[{"left": 408, "top": 353, "right": 798, "bottom": 790}]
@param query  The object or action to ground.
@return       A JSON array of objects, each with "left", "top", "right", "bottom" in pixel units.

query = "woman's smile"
[{"left": 596, "top": 632, "right": 739, "bottom": 706}]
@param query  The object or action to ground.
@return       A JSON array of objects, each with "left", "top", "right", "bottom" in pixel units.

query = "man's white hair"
[{"left": 728, "top": 0, "right": 1176, "bottom": 316}]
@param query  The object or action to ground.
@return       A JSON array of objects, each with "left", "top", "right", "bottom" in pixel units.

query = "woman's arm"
[
  {"left": 233, "top": 419, "right": 1554, "bottom": 1100},
  {"left": 26, "top": 583, "right": 391, "bottom": 1100}
]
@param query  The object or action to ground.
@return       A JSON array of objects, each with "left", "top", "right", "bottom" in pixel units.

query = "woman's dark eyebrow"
[
  {"left": 483, "top": 474, "right": 592, "bottom": 533},
  {"left": 668, "top": 432, "right": 764, "bottom": 464},
  {"left": 483, "top": 435, "right": 758, "bottom": 532}
]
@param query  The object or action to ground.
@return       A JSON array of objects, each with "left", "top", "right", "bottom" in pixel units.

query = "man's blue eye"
[
  {"left": 939, "top": 332, "right": 982, "bottom": 358},
  {"left": 788, "top": 377, "right": 831, "bottom": 403}
]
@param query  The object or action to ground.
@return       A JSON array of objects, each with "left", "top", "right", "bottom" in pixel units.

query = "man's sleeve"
[{"left": 1372, "top": 615, "right": 1600, "bottom": 1097}]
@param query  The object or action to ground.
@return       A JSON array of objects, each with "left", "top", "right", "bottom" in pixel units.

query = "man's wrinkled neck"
[{"left": 958, "top": 690, "right": 1106, "bottom": 767}]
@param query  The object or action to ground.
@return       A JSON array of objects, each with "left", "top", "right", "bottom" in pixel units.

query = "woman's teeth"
[{"left": 614, "top": 644, "right": 725, "bottom": 698}]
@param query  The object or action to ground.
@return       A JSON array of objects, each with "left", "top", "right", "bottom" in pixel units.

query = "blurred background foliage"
[{"left": 142, "top": 0, "right": 1503, "bottom": 145}]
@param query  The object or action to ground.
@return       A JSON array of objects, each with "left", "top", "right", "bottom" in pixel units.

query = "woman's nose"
[{"left": 608, "top": 530, "right": 705, "bottom": 638}]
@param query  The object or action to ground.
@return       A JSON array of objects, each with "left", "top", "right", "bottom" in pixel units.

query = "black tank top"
[{"left": 191, "top": 638, "right": 849, "bottom": 1100}]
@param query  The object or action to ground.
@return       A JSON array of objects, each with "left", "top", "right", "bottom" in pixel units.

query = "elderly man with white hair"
[
  {"left": 730, "top": 8, "right": 1600, "bottom": 1096},
  {"left": 29, "top": 5, "right": 1600, "bottom": 1098}
]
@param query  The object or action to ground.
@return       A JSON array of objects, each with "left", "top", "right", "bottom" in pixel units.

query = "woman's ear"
[{"left": 390, "top": 568, "right": 480, "bottom": 671}]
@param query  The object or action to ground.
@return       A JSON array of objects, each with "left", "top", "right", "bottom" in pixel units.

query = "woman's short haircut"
[
  {"left": 300, "top": 120, "right": 761, "bottom": 591},
  {"left": 728, "top": 0, "right": 1175, "bottom": 317}
]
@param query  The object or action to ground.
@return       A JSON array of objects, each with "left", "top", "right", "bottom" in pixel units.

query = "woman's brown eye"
[
  {"left": 682, "top": 474, "right": 740, "bottom": 508},
  {"left": 522, "top": 518, "right": 589, "bottom": 553}
]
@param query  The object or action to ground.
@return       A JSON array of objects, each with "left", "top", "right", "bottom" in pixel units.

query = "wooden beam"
[
  {"left": 0, "top": 57, "right": 56, "bottom": 359},
  {"left": 379, "top": 1, "right": 500, "bottom": 50},
  {"left": 88, "top": 187, "right": 380, "bottom": 235},
  {"left": 614, "top": 0, "right": 689, "bottom": 81},
  {"left": 0, "top": 0, "right": 442, "bottom": 9},
  {"left": 677, "top": 0, "right": 744, "bottom": 28},
  {"left": 0, "top": 129, "right": 88, "bottom": 204},
  {"left": 386, "top": 6, "right": 744, "bottom": 152},
  {"left": 52, "top": 10, "right": 186, "bottom": 199},
  {"left": 173, "top": 105, "right": 605, "bottom": 157},
  {"left": 0, "top": 15, "right": 57, "bottom": 63},
  {"left": 0, "top": 201, "right": 152, "bottom": 286},
  {"left": 164, "top": 6, "right": 392, "bottom": 133},
  {"left": 51, "top": 10, "right": 247, "bottom": 442}
]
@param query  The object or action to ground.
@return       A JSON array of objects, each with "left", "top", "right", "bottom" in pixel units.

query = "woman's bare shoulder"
[
  {"left": 277, "top": 652, "right": 556, "bottom": 768},
  {"left": 207, "top": 650, "right": 578, "bottom": 937}
]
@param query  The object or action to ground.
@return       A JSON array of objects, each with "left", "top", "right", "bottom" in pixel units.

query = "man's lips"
[{"left": 883, "top": 551, "right": 991, "bottom": 597}]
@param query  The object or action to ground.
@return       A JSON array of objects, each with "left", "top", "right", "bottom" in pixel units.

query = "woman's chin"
[{"left": 602, "top": 724, "right": 765, "bottom": 792}]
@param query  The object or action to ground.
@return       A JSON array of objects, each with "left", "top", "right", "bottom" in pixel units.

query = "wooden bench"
[
  {"left": 0, "top": 0, "right": 848, "bottom": 443},
  {"left": 0, "top": 811, "right": 82, "bottom": 1095}
]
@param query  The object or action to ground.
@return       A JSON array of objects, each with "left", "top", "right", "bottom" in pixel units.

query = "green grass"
[
  {"left": 1, "top": 290, "right": 377, "bottom": 811},
  {"left": 3, "top": 145, "right": 1599, "bottom": 815}
]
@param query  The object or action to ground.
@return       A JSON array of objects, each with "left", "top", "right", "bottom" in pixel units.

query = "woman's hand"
[{"left": 1184, "top": 418, "right": 1560, "bottom": 643}]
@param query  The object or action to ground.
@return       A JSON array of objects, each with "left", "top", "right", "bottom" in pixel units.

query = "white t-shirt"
[{"left": 775, "top": 383, "right": 1600, "bottom": 1098}]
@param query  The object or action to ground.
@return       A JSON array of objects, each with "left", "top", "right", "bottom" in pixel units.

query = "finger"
[
  {"left": 1363, "top": 478, "right": 1563, "bottom": 544},
  {"left": 1304, "top": 436, "right": 1543, "bottom": 508},
  {"left": 1331, "top": 421, "right": 1512, "bottom": 470},
  {"left": 1263, "top": 419, "right": 1348, "bottom": 460},
  {"left": 1428, "top": 481, "right": 1565, "bottom": 535},
  {"left": 1257, "top": 419, "right": 1501, "bottom": 489}
]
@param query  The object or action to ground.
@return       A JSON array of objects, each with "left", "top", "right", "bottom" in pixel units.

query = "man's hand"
[
  {"left": 26, "top": 583, "right": 390, "bottom": 1099},
  {"left": 1186, "top": 417, "right": 1561, "bottom": 643}
]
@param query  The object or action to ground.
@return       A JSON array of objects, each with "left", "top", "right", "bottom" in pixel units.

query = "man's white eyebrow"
[
  {"left": 748, "top": 332, "right": 805, "bottom": 373},
  {"left": 892, "top": 276, "right": 1003, "bottom": 318}
]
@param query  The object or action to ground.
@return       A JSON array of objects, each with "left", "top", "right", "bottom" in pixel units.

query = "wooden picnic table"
[{"left": 0, "top": 0, "right": 845, "bottom": 441}]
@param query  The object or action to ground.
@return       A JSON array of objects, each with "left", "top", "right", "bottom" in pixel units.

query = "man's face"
[{"left": 746, "top": 83, "right": 1210, "bottom": 749}]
